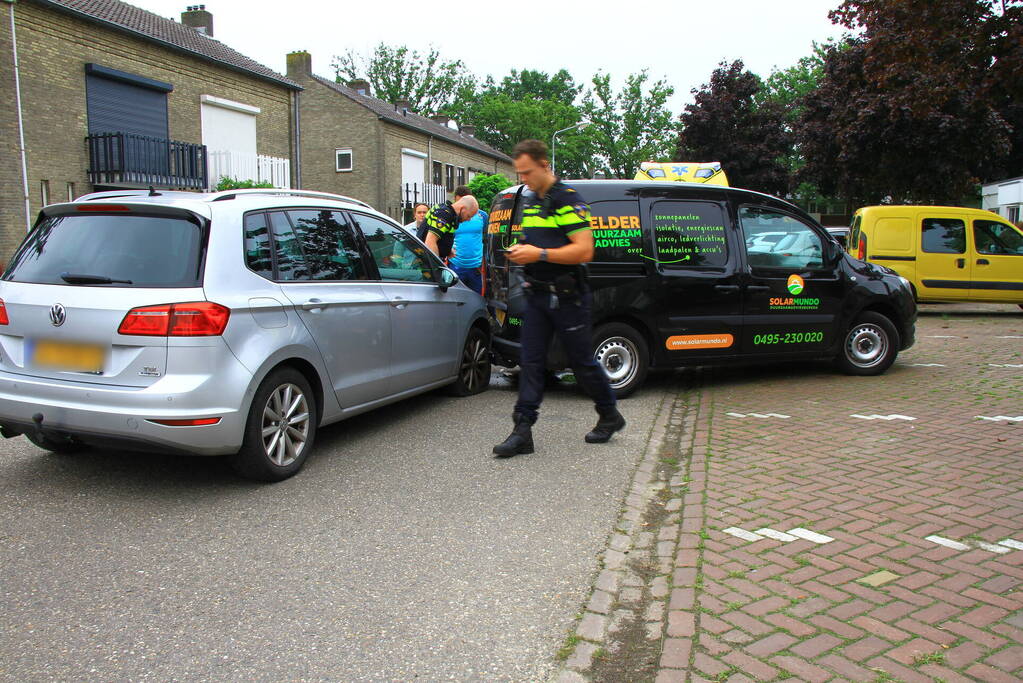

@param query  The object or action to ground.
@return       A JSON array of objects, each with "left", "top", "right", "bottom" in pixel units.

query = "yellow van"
[
  {"left": 848, "top": 206, "right": 1023, "bottom": 306},
  {"left": 634, "top": 161, "right": 729, "bottom": 186}
]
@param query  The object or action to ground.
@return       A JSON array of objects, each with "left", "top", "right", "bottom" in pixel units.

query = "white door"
[
  {"left": 201, "top": 95, "right": 259, "bottom": 185},
  {"left": 401, "top": 149, "right": 427, "bottom": 203}
]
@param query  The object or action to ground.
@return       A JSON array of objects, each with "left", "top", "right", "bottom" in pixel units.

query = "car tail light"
[
  {"left": 0, "top": 300, "right": 7, "bottom": 325},
  {"left": 119, "top": 302, "right": 230, "bottom": 336},
  {"left": 147, "top": 417, "right": 222, "bottom": 427},
  {"left": 857, "top": 235, "right": 867, "bottom": 261}
]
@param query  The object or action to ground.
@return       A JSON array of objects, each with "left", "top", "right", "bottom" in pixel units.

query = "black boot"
[
  {"left": 493, "top": 413, "right": 535, "bottom": 457},
  {"left": 585, "top": 406, "right": 626, "bottom": 444}
]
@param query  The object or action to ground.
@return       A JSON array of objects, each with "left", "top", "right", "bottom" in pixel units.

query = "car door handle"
[
  {"left": 746, "top": 285, "right": 770, "bottom": 292},
  {"left": 714, "top": 285, "right": 740, "bottom": 292},
  {"left": 389, "top": 297, "right": 408, "bottom": 309},
  {"left": 301, "top": 298, "right": 325, "bottom": 312},
  {"left": 955, "top": 258, "right": 965, "bottom": 268},
  {"left": 976, "top": 258, "right": 990, "bottom": 265}
]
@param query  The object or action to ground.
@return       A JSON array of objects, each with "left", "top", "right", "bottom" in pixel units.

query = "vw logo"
[{"left": 49, "top": 303, "right": 66, "bottom": 327}]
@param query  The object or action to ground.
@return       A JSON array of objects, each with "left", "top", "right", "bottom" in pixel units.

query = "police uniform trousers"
[{"left": 514, "top": 289, "right": 617, "bottom": 421}]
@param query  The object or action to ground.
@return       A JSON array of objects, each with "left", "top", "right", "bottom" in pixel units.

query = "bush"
[
  {"left": 467, "top": 173, "right": 514, "bottom": 212},
  {"left": 214, "top": 177, "right": 276, "bottom": 191}
]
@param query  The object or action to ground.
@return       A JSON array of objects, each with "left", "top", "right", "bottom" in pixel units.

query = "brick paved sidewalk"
[{"left": 554, "top": 304, "right": 1022, "bottom": 683}]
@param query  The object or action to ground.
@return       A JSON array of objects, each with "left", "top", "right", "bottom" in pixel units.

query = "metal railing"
[
  {"left": 208, "top": 150, "right": 291, "bottom": 189},
  {"left": 401, "top": 182, "right": 446, "bottom": 209},
  {"left": 86, "top": 132, "right": 208, "bottom": 190}
]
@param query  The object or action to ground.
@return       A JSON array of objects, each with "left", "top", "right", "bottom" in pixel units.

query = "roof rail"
[{"left": 207, "top": 188, "right": 371, "bottom": 208}]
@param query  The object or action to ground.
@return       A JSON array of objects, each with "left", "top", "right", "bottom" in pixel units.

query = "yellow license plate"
[
  {"left": 31, "top": 340, "right": 104, "bottom": 373},
  {"left": 494, "top": 309, "right": 507, "bottom": 326}
]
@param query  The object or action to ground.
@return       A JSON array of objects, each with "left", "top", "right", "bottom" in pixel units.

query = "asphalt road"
[{"left": 0, "top": 372, "right": 673, "bottom": 682}]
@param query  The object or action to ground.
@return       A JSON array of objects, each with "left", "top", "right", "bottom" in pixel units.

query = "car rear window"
[{"left": 3, "top": 213, "right": 203, "bottom": 287}]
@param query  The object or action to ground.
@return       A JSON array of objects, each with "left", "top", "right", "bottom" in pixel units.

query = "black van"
[{"left": 484, "top": 180, "right": 917, "bottom": 397}]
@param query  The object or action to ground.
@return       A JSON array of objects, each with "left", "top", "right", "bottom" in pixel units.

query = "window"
[
  {"left": 432, "top": 161, "right": 443, "bottom": 186},
  {"left": 335, "top": 148, "right": 353, "bottom": 172},
  {"left": 262, "top": 210, "right": 368, "bottom": 281},
  {"left": 740, "top": 207, "right": 824, "bottom": 270},
  {"left": 445, "top": 164, "right": 455, "bottom": 192},
  {"left": 456, "top": 167, "right": 466, "bottom": 187},
  {"left": 243, "top": 212, "right": 273, "bottom": 279},
  {"left": 651, "top": 201, "right": 729, "bottom": 267},
  {"left": 974, "top": 220, "right": 1023, "bottom": 255},
  {"left": 353, "top": 212, "right": 435, "bottom": 282},
  {"left": 1006, "top": 206, "right": 1020, "bottom": 223},
  {"left": 287, "top": 209, "right": 367, "bottom": 280},
  {"left": 4, "top": 213, "right": 202, "bottom": 288},
  {"left": 590, "top": 200, "right": 642, "bottom": 262},
  {"left": 40, "top": 180, "right": 49, "bottom": 207},
  {"left": 66, "top": 182, "right": 76, "bottom": 202},
  {"left": 921, "top": 218, "right": 966, "bottom": 254}
]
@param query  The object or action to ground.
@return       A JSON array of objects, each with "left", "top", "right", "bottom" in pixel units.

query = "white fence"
[{"left": 208, "top": 151, "right": 291, "bottom": 189}]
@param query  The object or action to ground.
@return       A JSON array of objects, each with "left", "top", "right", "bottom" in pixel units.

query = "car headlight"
[{"left": 897, "top": 276, "right": 911, "bottom": 290}]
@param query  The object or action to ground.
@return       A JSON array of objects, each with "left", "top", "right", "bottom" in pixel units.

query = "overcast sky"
[{"left": 132, "top": 0, "right": 846, "bottom": 108}]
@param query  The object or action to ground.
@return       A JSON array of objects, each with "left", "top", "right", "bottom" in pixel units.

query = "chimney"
[
  {"left": 286, "top": 51, "right": 312, "bottom": 79},
  {"left": 430, "top": 114, "right": 450, "bottom": 127},
  {"left": 348, "top": 79, "right": 371, "bottom": 96},
  {"left": 393, "top": 99, "right": 411, "bottom": 114},
  {"left": 181, "top": 5, "right": 213, "bottom": 36},
  {"left": 461, "top": 124, "right": 476, "bottom": 137}
]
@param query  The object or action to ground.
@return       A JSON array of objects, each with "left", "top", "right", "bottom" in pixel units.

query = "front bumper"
[{"left": 0, "top": 364, "right": 252, "bottom": 456}]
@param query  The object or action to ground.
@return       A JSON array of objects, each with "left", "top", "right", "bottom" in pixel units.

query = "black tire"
[
  {"left": 447, "top": 327, "right": 492, "bottom": 396},
  {"left": 593, "top": 322, "right": 649, "bottom": 399},
  {"left": 24, "top": 431, "right": 87, "bottom": 454},
  {"left": 230, "top": 367, "right": 317, "bottom": 482},
  {"left": 835, "top": 311, "right": 900, "bottom": 376}
]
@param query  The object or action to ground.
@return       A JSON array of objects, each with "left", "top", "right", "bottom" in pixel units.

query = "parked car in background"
[
  {"left": 848, "top": 205, "right": 1023, "bottom": 307},
  {"left": 0, "top": 189, "right": 490, "bottom": 481},
  {"left": 826, "top": 226, "right": 850, "bottom": 249}
]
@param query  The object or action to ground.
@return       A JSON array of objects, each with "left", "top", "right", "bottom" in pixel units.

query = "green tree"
[
  {"left": 759, "top": 41, "right": 836, "bottom": 121},
  {"left": 445, "top": 69, "right": 593, "bottom": 177},
  {"left": 582, "top": 70, "right": 677, "bottom": 179},
  {"left": 467, "top": 173, "right": 514, "bottom": 212},
  {"left": 798, "top": 0, "right": 1014, "bottom": 203},
  {"left": 332, "top": 43, "right": 474, "bottom": 115},
  {"left": 677, "top": 61, "right": 791, "bottom": 196}
]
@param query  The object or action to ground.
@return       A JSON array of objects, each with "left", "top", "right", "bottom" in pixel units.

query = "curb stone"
[{"left": 550, "top": 377, "right": 698, "bottom": 681}]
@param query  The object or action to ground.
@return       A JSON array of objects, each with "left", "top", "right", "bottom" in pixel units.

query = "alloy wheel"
[
  {"left": 460, "top": 334, "right": 490, "bottom": 392},
  {"left": 260, "top": 383, "right": 310, "bottom": 467}
]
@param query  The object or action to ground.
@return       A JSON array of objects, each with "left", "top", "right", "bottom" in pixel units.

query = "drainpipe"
[
  {"left": 292, "top": 90, "right": 301, "bottom": 188},
  {"left": 5, "top": 0, "right": 31, "bottom": 231}
]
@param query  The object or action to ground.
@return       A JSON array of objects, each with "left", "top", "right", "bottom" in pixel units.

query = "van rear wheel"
[
  {"left": 835, "top": 312, "right": 900, "bottom": 376},
  {"left": 593, "top": 322, "right": 649, "bottom": 399}
]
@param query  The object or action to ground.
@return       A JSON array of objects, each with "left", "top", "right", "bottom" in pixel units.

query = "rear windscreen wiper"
[{"left": 60, "top": 272, "right": 133, "bottom": 285}]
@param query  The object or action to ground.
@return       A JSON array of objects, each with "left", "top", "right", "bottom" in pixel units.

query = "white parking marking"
[
  {"left": 905, "top": 363, "right": 946, "bottom": 367},
  {"left": 998, "top": 539, "right": 1023, "bottom": 551},
  {"left": 996, "top": 335, "right": 1023, "bottom": 339},
  {"left": 925, "top": 335, "right": 958, "bottom": 338},
  {"left": 975, "top": 416, "right": 1023, "bottom": 422},
  {"left": 977, "top": 542, "right": 1011, "bottom": 554},
  {"left": 787, "top": 528, "right": 835, "bottom": 544},
  {"left": 851, "top": 414, "right": 917, "bottom": 421},
  {"left": 726, "top": 412, "right": 791, "bottom": 419},
  {"left": 988, "top": 364, "right": 1023, "bottom": 368},
  {"left": 926, "top": 535, "right": 971, "bottom": 551},
  {"left": 722, "top": 527, "right": 764, "bottom": 542},
  {"left": 755, "top": 528, "right": 799, "bottom": 542}
]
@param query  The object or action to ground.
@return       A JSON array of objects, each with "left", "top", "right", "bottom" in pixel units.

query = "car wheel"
[
  {"left": 24, "top": 431, "right": 87, "bottom": 454},
  {"left": 230, "top": 367, "right": 317, "bottom": 482},
  {"left": 448, "top": 327, "right": 491, "bottom": 396},
  {"left": 593, "top": 322, "right": 649, "bottom": 399},
  {"left": 835, "top": 311, "right": 900, "bottom": 376}
]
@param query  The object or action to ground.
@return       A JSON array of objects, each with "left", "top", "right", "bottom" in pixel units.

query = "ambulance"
[{"left": 635, "top": 161, "right": 729, "bottom": 186}]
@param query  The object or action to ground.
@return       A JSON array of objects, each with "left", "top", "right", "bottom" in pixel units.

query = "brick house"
[
  {"left": 0, "top": 0, "right": 300, "bottom": 260},
  {"left": 285, "top": 51, "right": 514, "bottom": 222}
]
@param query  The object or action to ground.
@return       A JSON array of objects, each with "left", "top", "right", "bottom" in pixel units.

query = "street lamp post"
[{"left": 551, "top": 121, "right": 590, "bottom": 176}]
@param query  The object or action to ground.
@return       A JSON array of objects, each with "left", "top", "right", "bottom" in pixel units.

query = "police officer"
[
  {"left": 493, "top": 139, "right": 625, "bottom": 457},
  {"left": 420, "top": 195, "right": 478, "bottom": 260}
]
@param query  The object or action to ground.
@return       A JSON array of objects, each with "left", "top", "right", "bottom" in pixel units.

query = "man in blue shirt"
[{"left": 449, "top": 204, "right": 487, "bottom": 294}]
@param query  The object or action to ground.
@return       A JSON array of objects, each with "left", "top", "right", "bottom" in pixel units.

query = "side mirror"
[{"left": 437, "top": 267, "right": 459, "bottom": 291}]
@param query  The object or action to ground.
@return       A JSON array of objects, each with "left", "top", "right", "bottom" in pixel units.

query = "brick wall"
[{"left": 0, "top": 1, "right": 294, "bottom": 263}]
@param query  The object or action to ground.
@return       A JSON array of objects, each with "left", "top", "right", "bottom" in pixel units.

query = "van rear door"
[{"left": 639, "top": 197, "right": 743, "bottom": 361}]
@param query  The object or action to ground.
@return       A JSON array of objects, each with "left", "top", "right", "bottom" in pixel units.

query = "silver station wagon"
[{"left": 0, "top": 189, "right": 491, "bottom": 481}]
